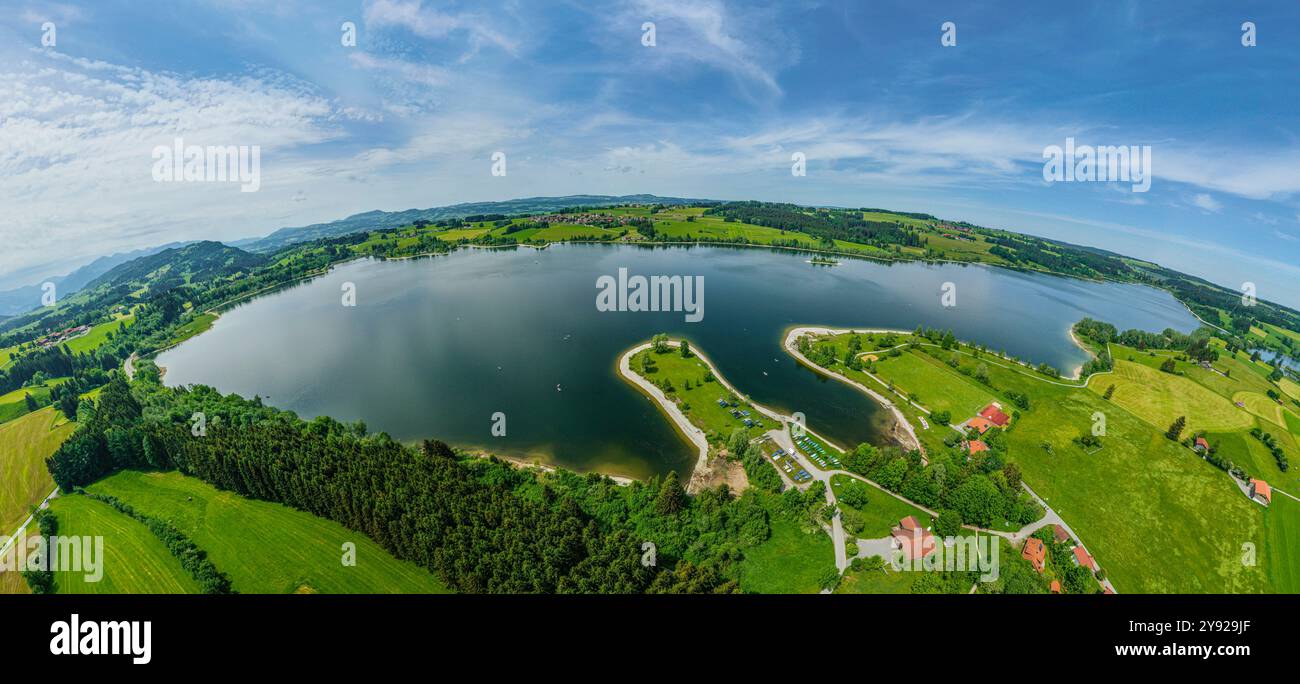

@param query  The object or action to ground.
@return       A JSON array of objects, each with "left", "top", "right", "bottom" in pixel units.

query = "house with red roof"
[
  {"left": 966, "top": 416, "right": 994, "bottom": 435},
  {"left": 1072, "top": 546, "right": 1096, "bottom": 571},
  {"left": 967, "top": 440, "right": 989, "bottom": 455},
  {"left": 891, "top": 516, "right": 936, "bottom": 561},
  {"left": 1249, "top": 479, "right": 1272, "bottom": 506},
  {"left": 1021, "top": 538, "right": 1046, "bottom": 573},
  {"left": 1052, "top": 524, "right": 1070, "bottom": 544},
  {"left": 1194, "top": 436, "right": 1210, "bottom": 452},
  {"left": 978, "top": 403, "right": 1011, "bottom": 427},
  {"left": 1050, "top": 580, "right": 1061, "bottom": 594}
]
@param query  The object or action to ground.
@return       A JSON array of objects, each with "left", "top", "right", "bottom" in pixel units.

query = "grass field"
[
  {"left": 867, "top": 349, "right": 999, "bottom": 419},
  {"left": 733, "top": 499, "right": 835, "bottom": 594},
  {"left": 64, "top": 314, "right": 135, "bottom": 354},
  {"left": 47, "top": 495, "right": 201, "bottom": 594},
  {"left": 1099, "top": 359, "right": 1254, "bottom": 434},
  {"left": 88, "top": 470, "right": 449, "bottom": 594},
  {"left": 1279, "top": 377, "right": 1300, "bottom": 402},
  {"left": 1263, "top": 494, "right": 1300, "bottom": 592},
  {"left": 0, "top": 525, "right": 33, "bottom": 594},
  {"left": 0, "top": 407, "right": 75, "bottom": 534},
  {"left": 0, "top": 377, "right": 71, "bottom": 424},
  {"left": 834, "top": 565, "right": 916, "bottom": 594}
]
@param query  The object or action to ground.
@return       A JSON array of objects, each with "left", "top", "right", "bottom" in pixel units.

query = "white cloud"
[
  {"left": 363, "top": 0, "right": 521, "bottom": 60},
  {"left": 609, "top": 0, "right": 792, "bottom": 97},
  {"left": 0, "top": 48, "right": 347, "bottom": 285},
  {"left": 1191, "top": 193, "right": 1222, "bottom": 212}
]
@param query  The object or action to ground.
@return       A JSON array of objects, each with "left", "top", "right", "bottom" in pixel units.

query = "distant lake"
[{"left": 158, "top": 244, "right": 1200, "bottom": 479}]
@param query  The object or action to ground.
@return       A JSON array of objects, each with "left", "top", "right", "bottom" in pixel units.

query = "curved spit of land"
[{"left": 618, "top": 333, "right": 1114, "bottom": 591}]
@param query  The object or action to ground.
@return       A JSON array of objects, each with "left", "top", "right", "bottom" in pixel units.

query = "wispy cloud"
[
  {"left": 363, "top": 0, "right": 521, "bottom": 61},
  {"left": 1191, "top": 193, "right": 1222, "bottom": 213}
]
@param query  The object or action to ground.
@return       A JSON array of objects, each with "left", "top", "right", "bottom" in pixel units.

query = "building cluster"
[{"left": 36, "top": 324, "right": 91, "bottom": 349}]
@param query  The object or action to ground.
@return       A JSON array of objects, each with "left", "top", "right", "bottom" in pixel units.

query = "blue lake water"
[{"left": 158, "top": 244, "right": 1201, "bottom": 478}]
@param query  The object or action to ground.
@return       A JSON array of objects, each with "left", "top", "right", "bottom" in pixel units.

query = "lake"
[{"left": 158, "top": 244, "right": 1200, "bottom": 479}]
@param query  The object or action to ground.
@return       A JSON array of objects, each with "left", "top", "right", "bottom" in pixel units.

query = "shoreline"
[
  {"left": 781, "top": 327, "right": 924, "bottom": 454},
  {"left": 463, "top": 450, "right": 635, "bottom": 486},
  {"left": 617, "top": 337, "right": 848, "bottom": 487},
  {"left": 617, "top": 342, "right": 712, "bottom": 485}
]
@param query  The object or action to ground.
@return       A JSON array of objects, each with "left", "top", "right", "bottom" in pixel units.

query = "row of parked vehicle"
[
  {"left": 717, "top": 397, "right": 765, "bottom": 429},
  {"left": 795, "top": 434, "right": 841, "bottom": 469},
  {"left": 764, "top": 443, "right": 813, "bottom": 483}
]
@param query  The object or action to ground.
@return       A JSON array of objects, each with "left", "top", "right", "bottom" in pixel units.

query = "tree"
[
  {"left": 23, "top": 392, "right": 38, "bottom": 412},
  {"left": 727, "top": 428, "right": 750, "bottom": 459},
  {"left": 58, "top": 393, "right": 78, "bottom": 421},
  {"left": 1064, "top": 564, "right": 1095, "bottom": 594},
  {"left": 679, "top": 339, "right": 691, "bottom": 357},
  {"left": 654, "top": 472, "right": 686, "bottom": 516},
  {"left": 950, "top": 475, "right": 1004, "bottom": 527},
  {"left": 1159, "top": 358, "right": 1177, "bottom": 373},
  {"left": 1166, "top": 416, "right": 1186, "bottom": 441},
  {"left": 935, "top": 509, "right": 962, "bottom": 538},
  {"left": 931, "top": 410, "right": 951, "bottom": 426},
  {"left": 1102, "top": 385, "right": 1115, "bottom": 400}
]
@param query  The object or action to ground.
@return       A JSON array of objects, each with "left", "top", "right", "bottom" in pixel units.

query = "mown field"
[
  {"left": 47, "top": 494, "right": 201, "bottom": 594},
  {"left": 88, "top": 470, "right": 449, "bottom": 594},
  {"left": 0, "top": 407, "right": 75, "bottom": 533},
  {"left": 803, "top": 331, "right": 1298, "bottom": 593}
]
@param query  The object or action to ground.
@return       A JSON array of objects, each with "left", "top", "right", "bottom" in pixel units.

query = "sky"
[{"left": 1, "top": 0, "right": 1299, "bottom": 307}]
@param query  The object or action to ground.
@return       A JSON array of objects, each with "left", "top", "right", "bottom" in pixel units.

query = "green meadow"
[
  {"left": 0, "top": 407, "right": 74, "bottom": 533},
  {"left": 47, "top": 495, "right": 201, "bottom": 594},
  {"left": 733, "top": 497, "right": 836, "bottom": 594},
  {"left": 87, "top": 470, "right": 449, "bottom": 594}
]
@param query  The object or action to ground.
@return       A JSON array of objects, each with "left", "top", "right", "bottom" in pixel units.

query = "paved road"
[{"left": 0, "top": 487, "right": 59, "bottom": 558}]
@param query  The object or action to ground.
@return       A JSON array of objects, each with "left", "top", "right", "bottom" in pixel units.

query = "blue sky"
[{"left": 2, "top": 0, "right": 1299, "bottom": 307}]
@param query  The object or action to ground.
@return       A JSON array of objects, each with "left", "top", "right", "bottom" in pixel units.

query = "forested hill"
[
  {"left": 234, "top": 194, "right": 703, "bottom": 253},
  {"left": 86, "top": 241, "right": 267, "bottom": 292}
]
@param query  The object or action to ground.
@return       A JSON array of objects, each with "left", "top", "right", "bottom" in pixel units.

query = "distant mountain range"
[
  {"left": 0, "top": 242, "right": 189, "bottom": 317},
  {"left": 1, "top": 195, "right": 699, "bottom": 318},
  {"left": 231, "top": 194, "right": 702, "bottom": 253}
]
